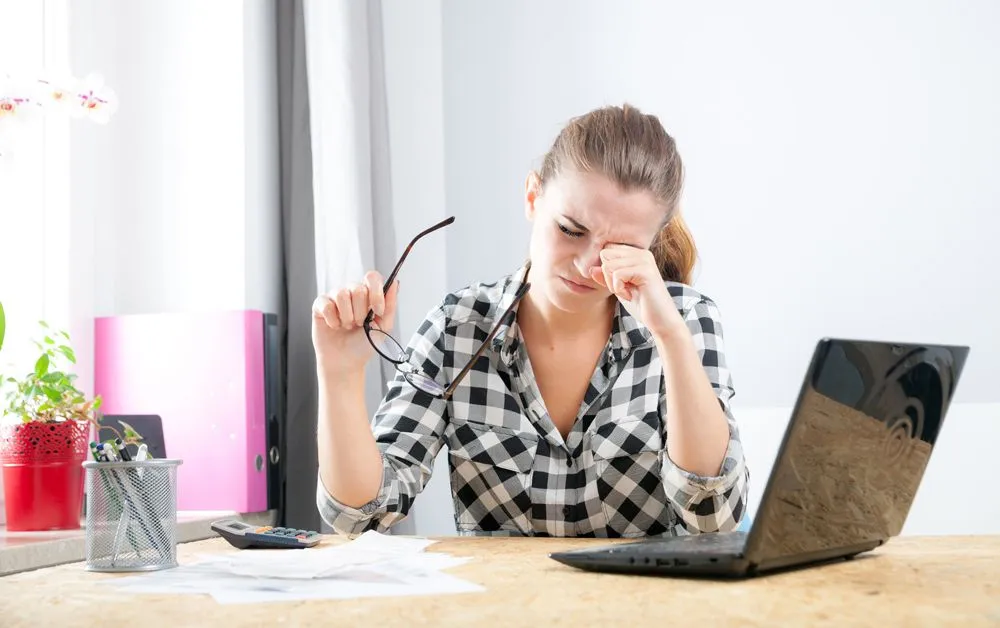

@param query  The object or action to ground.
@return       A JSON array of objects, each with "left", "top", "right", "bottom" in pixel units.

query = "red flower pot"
[{"left": 0, "top": 420, "right": 90, "bottom": 531}]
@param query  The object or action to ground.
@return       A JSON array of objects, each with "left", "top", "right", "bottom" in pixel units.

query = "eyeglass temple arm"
[
  {"left": 441, "top": 282, "right": 530, "bottom": 401},
  {"left": 364, "top": 216, "right": 456, "bottom": 327}
]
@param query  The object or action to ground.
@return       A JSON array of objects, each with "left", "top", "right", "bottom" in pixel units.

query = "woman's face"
[{"left": 524, "top": 169, "right": 664, "bottom": 315}]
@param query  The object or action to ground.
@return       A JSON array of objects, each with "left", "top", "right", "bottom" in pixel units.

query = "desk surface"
[
  {"left": 1, "top": 534, "right": 999, "bottom": 627},
  {"left": 0, "top": 510, "right": 275, "bottom": 577}
]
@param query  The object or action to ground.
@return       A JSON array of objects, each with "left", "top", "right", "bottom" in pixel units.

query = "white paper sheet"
[{"left": 107, "top": 531, "right": 484, "bottom": 604}]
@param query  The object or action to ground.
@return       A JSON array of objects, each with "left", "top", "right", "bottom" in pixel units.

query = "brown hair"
[{"left": 537, "top": 103, "right": 697, "bottom": 284}]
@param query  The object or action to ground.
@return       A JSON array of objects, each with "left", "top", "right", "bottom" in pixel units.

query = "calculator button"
[{"left": 255, "top": 526, "right": 272, "bottom": 533}]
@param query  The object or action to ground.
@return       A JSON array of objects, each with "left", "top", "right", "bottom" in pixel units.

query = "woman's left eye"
[{"left": 557, "top": 223, "right": 584, "bottom": 238}]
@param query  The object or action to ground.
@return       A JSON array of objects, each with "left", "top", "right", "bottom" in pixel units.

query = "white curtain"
[
  {"left": 302, "top": 0, "right": 397, "bottom": 416},
  {"left": 282, "top": 0, "right": 445, "bottom": 534}
]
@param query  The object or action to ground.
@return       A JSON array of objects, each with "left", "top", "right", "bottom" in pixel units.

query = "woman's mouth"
[{"left": 560, "top": 277, "right": 596, "bottom": 294}]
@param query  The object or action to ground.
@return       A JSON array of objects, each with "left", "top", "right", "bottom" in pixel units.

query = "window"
[{"left": 0, "top": 0, "right": 71, "bottom": 383}]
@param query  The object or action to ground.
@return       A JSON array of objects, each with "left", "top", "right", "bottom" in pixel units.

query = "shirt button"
[{"left": 566, "top": 457, "right": 573, "bottom": 468}]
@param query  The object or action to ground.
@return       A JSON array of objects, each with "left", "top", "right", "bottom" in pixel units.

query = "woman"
[{"left": 312, "top": 104, "right": 749, "bottom": 537}]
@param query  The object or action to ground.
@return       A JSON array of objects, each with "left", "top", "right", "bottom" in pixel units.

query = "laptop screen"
[{"left": 744, "top": 339, "right": 967, "bottom": 566}]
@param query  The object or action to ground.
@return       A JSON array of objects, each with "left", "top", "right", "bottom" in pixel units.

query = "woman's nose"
[{"left": 576, "top": 243, "right": 603, "bottom": 276}]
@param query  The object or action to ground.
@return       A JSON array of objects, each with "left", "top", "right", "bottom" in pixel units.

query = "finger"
[
  {"left": 599, "top": 245, "right": 638, "bottom": 262},
  {"left": 312, "top": 295, "right": 340, "bottom": 329},
  {"left": 590, "top": 266, "right": 607, "bottom": 288},
  {"left": 335, "top": 287, "right": 354, "bottom": 328},
  {"left": 608, "top": 265, "right": 643, "bottom": 301},
  {"left": 614, "top": 276, "right": 633, "bottom": 301},
  {"left": 363, "top": 271, "right": 386, "bottom": 317},
  {"left": 350, "top": 284, "right": 369, "bottom": 324},
  {"left": 378, "top": 279, "right": 400, "bottom": 327},
  {"left": 602, "top": 264, "right": 616, "bottom": 294}
]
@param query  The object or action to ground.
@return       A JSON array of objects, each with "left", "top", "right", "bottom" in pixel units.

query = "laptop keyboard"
[{"left": 604, "top": 531, "right": 748, "bottom": 556}]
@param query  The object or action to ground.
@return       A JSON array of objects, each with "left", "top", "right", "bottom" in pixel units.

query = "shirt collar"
[{"left": 490, "top": 261, "right": 653, "bottom": 366}]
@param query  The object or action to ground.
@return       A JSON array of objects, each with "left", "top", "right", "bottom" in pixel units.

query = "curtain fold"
[
  {"left": 276, "top": 0, "right": 396, "bottom": 531},
  {"left": 276, "top": 0, "right": 320, "bottom": 530}
]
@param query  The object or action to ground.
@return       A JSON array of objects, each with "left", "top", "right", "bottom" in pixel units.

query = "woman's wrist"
[
  {"left": 649, "top": 319, "right": 692, "bottom": 353},
  {"left": 316, "top": 358, "right": 366, "bottom": 390}
]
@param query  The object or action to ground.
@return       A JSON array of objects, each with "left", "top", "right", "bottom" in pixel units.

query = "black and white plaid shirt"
[{"left": 317, "top": 263, "right": 749, "bottom": 537}]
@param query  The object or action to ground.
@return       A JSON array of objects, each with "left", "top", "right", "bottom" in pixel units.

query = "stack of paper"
[{"left": 108, "top": 531, "right": 484, "bottom": 604}]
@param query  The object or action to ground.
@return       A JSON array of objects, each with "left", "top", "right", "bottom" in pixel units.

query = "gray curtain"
[
  {"left": 276, "top": 0, "right": 320, "bottom": 530},
  {"left": 275, "top": 0, "right": 398, "bottom": 532}
]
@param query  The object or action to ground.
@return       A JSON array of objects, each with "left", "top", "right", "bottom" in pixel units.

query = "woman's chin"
[{"left": 543, "top": 282, "right": 606, "bottom": 314}]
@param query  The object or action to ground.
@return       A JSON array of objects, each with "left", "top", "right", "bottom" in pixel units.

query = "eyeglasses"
[{"left": 363, "top": 217, "right": 530, "bottom": 401}]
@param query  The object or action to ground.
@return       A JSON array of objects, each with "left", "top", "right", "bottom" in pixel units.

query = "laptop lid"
[
  {"left": 97, "top": 414, "right": 168, "bottom": 460},
  {"left": 742, "top": 338, "right": 969, "bottom": 570}
]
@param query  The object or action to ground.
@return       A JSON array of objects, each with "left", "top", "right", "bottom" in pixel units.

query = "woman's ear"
[{"left": 524, "top": 171, "right": 542, "bottom": 221}]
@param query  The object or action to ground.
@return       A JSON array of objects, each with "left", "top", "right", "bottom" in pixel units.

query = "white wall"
[
  {"left": 382, "top": 0, "right": 1000, "bottom": 536},
  {"left": 67, "top": 0, "right": 282, "bottom": 388},
  {"left": 380, "top": 0, "right": 451, "bottom": 536}
]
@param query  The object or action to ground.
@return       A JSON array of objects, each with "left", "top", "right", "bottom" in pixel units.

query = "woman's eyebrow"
[
  {"left": 563, "top": 215, "right": 588, "bottom": 232},
  {"left": 564, "top": 214, "right": 643, "bottom": 248}
]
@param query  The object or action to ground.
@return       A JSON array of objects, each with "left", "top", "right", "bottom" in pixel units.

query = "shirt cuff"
[
  {"left": 659, "top": 424, "right": 746, "bottom": 510},
  {"left": 316, "top": 455, "right": 391, "bottom": 527}
]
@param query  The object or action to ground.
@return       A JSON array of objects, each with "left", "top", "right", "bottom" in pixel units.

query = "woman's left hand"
[{"left": 590, "top": 245, "right": 683, "bottom": 337}]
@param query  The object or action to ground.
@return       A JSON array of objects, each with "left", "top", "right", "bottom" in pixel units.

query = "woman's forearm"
[
  {"left": 654, "top": 328, "right": 731, "bottom": 477},
  {"left": 316, "top": 367, "right": 385, "bottom": 508}
]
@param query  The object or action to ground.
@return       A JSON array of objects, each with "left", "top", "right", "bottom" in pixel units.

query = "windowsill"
[{"left": 0, "top": 509, "right": 276, "bottom": 577}]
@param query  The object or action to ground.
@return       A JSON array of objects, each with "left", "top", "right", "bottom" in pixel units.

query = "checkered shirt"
[{"left": 317, "top": 263, "right": 749, "bottom": 537}]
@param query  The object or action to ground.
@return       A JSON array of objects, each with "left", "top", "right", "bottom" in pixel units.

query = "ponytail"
[{"left": 651, "top": 213, "right": 698, "bottom": 284}]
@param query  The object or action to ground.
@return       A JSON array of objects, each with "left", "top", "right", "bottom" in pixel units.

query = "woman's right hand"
[{"left": 311, "top": 271, "right": 400, "bottom": 376}]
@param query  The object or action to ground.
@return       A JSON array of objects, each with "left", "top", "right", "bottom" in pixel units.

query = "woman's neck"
[{"left": 518, "top": 285, "right": 616, "bottom": 343}]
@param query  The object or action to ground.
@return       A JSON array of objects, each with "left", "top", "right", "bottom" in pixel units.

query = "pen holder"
[{"left": 83, "top": 459, "right": 182, "bottom": 572}]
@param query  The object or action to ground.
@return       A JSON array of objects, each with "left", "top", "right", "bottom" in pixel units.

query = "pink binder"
[{"left": 94, "top": 311, "right": 268, "bottom": 513}]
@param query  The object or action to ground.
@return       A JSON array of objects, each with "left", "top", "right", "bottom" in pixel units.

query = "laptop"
[
  {"left": 549, "top": 337, "right": 969, "bottom": 578},
  {"left": 97, "top": 414, "right": 168, "bottom": 460}
]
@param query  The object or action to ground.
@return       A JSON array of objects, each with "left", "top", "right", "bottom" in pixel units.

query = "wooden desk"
[{"left": 1, "top": 535, "right": 999, "bottom": 627}]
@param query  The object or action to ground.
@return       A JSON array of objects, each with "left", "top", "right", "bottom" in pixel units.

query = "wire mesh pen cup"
[{"left": 83, "top": 459, "right": 183, "bottom": 572}]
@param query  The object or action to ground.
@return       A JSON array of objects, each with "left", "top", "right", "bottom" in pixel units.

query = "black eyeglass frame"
[{"left": 363, "top": 217, "right": 530, "bottom": 401}]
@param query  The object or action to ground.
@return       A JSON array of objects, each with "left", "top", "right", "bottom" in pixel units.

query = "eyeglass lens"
[{"left": 368, "top": 324, "right": 408, "bottom": 363}]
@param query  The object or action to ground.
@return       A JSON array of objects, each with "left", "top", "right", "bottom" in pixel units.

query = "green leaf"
[
  {"left": 93, "top": 396, "right": 103, "bottom": 409},
  {"left": 119, "top": 420, "right": 144, "bottom": 442},
  {"left": 58, "top": 330, "right": 70, "bottom": 340},
  {"left": 43, "top": 387, "right": 62, "bottom": 402},
  {"left": 0, "top": 300, "right": 5, "bottom": 352},
  {"left": 44, "top": 336, "right": 55, "bottom": 345},
  {"left": 41, "top": 372, "right": 62, "bottom": 383},
  {"left": 57, "top": 346, "right": 76, "bottom": 364},
  {"left": 34, "top": 354, "right": 49, "bottom": 377},
  {"left": 38, "top": 320, "right": 49, "bottom": 328}
]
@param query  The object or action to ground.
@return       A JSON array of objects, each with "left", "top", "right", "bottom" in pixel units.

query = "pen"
[
  {"left": 115, "top": 438, "right": 132, "bottom": 461},
  {"left": 100, "top": 443, "right": 164, "bottom": 559},
  {"left": 91, "top": 442, "right": 142, "bottom": 560}
]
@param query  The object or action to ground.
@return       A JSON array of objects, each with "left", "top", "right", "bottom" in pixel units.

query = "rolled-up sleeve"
[
  {"left": 659, "top": 297, "right": 749, "bottom": 534},
  {"left": 316, "top": 308, "right": 451, "bottom": 536}
]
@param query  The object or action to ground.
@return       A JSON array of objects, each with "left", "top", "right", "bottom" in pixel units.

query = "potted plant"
[{"left": 0, "top": 315, "right": 140, "bottom": 531}]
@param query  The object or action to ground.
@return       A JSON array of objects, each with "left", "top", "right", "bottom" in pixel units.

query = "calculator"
[{"left": 211, "top": 518, "right": 322, "bottom": 549}]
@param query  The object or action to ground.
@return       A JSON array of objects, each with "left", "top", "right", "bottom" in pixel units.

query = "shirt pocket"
[
  {"left": 590, "top": 414, "right": 673, "bottom": 537},
  {"left": 448, "top": 420, "right": 538, "bottom": 535}
]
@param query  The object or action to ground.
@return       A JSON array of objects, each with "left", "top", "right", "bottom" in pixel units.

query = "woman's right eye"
[{"left": 557, "top": 223, "right": 584, "bottom": 238}]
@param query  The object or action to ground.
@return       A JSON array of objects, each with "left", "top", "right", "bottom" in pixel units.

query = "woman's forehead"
[{"left": 554, "top": 171, "right": 664, "bottom": 237}]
